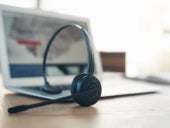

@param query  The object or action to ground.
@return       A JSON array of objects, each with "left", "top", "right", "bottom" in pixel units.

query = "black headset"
[{"left": 8, "top": 24, "right": 102, "bottom": 114}]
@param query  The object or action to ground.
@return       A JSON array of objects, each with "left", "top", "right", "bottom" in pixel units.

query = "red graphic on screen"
[
  {"left": 18, "top": 40, "right": 41, "bottom": 46},
  {"left": 18, "top": 40, "right": 42, "bottom": 56}
]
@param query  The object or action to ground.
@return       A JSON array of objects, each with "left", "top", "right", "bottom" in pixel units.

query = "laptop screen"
[{"left": 2, "top": 11, "right": 89, "bottom": 78}]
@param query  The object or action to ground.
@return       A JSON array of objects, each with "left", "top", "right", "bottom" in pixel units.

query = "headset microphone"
[
  {"left": 8, "top": 24, "right": 102, "bottom": 114},
  {"left": 8, "top": 88, "right": 98, "bottom": 114}
]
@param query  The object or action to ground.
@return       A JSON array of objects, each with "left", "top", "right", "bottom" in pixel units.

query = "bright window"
[{"left": 0, "top": 0, "right": 37, "bottom": 9}]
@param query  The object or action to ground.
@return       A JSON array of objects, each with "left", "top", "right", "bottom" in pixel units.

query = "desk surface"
[{"left": 1, "top": 76, "right": 170, "bottom": 128}]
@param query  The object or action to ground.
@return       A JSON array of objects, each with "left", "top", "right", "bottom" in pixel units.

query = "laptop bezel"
[{"left": 0, "top": 5, "right": 103, "bottom": 87}]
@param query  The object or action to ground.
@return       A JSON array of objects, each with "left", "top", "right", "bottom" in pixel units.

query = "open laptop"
[{"left": 0, "top": 5, "right": 158, "bottom": 100}]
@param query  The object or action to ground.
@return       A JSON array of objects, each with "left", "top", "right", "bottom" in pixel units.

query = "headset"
[{"left": 8, "top": 24, "right": 102, "bottom": 114}]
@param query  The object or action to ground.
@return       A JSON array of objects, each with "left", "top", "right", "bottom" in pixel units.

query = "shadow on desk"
[
  {"left": 3, "top": 91, "right": 158, "bottom": 116},
  {"left": 3, "top": 94, "right": 99, "bottom": 116}
]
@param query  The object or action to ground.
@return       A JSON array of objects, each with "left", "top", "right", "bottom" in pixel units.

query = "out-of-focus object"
[
  {"left": 0, "top": 5, "right": 158, "bottom": 100},
  {"left": 130, "top": 72, "right": 170, "bottom": 85},
  {"left": 100, "top": 52, "right": 125, "bottom": 72}
]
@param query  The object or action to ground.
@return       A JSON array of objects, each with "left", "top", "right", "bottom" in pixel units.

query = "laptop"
[{"left": 0, "top": 5, "right": 158, "bottom": 100}]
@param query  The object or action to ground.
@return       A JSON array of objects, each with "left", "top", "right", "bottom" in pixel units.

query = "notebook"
[{"left": 0, "top": 5, "right": 158, "bottom": 100}]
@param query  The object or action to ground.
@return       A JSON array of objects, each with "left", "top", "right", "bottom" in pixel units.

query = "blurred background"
[{"left": 0, "top": 0, "right": 170, "bottom": 76}]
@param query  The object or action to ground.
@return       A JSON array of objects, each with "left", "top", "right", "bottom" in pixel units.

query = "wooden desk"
[{"left": 1, "top": 76, "right": 170, "bottom": 128}]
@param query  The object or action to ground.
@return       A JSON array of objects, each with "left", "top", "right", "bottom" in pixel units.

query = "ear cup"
[
  {"left": 71, "top": 73, "right": 86, "bottom": 94},
  {"left": 71, "top": 74, "right": 101, "bottom": 106}
]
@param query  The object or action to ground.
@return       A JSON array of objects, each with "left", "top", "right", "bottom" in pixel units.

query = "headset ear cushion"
[
  {"left": 72, "top": 74, "right": 102, "bottom": 106},
  {"left": 71, "top": 73, "right": 87, "bottom": 94}
]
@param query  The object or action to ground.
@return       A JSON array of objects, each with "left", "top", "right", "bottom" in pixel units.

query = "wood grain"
[{"left": 1, "top": 75, "right": 170, "bottom": 128}]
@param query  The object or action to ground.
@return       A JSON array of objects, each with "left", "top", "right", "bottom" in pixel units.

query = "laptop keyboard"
[
  {"left": 20, "top": 85, "right": 70, "bottom": 95},
  {"left": 9, "top": 85, "right": 71, "bottom": 99},
  {"left": 20, "top": 85, "right": 70, "bottom": 93}
]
